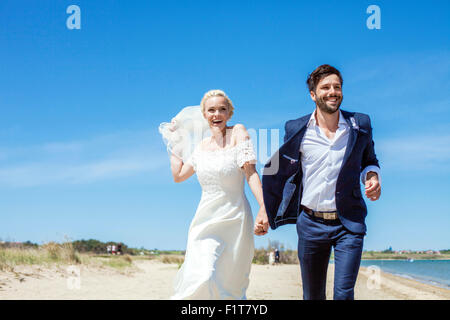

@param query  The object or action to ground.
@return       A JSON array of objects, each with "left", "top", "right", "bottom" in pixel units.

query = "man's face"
[{"left": 310, "top": 74, "right": 343, "bottom": 114}]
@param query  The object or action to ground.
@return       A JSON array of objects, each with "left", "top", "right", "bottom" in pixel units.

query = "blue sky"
[{"left": 1, "top": 1, "right": 449, "bottom": 251}]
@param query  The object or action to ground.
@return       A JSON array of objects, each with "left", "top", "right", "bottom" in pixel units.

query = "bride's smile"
[{"left": 203, "top": 96, "right": 231, "bottom": 132}]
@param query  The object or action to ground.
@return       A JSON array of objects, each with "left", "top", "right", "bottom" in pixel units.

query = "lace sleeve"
[{"left": 236, "top": 138, "right": 257, "bottom": 168}]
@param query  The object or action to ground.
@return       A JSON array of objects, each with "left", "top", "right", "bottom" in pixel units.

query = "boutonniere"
[
  {"left": 282, "top": 154, "right": 298, "bottom": 164},
  {"left": 350, "top": 117, "right": 359, "bottom": 130}
]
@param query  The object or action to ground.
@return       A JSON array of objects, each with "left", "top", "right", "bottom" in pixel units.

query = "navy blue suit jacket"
[{"left": 262, "top": 110, "right": 379, "bottom": 235}]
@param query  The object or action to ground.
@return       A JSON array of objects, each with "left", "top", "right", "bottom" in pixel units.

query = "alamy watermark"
[
  {"left": 66, "top": 265, "right": 81, "bottom": 290},
  {"left": 168, "top": 120, "right": 282, "bottom": 175},
  {"left": 65, "top": 5, "right": 381, "bottom": 32},
  {"left": 365, "top": 265, "right": 382, "bottom": 290},
  {"left": 366, "top": 5, "right": 381, "bottom": 30},
  {"left": 248, "top": 128, "right": 280, "bottom": 175},
  {"left": 66, "top": 5, "right": 81, "bottom": 30}
]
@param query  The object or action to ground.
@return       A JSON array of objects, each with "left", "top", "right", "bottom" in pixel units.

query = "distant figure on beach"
[
  {"left": 259, "top": 65, "right": 381, "bottom": 300},
  {"left": 117, "top": 243, "right": 122, "bottom": 255},
  {"left": 160, "top": 90, "right": 268, "bottom": 299},
  {"left": 107, "top": 245, "right": 111, "bottom": 255},
  {"left": 111, "top": 244, "right": 116, "bottom": 255},
  {"left": 274, "top": 248, "right": 280, "bottom": 264}
]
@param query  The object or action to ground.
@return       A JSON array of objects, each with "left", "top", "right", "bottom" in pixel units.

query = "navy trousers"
[{"left": 296, "top": 210, "right": 364, "bottom": 300}]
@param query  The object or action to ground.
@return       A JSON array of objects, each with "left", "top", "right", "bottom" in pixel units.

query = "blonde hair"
[{"left": 200, "top": 89, "right": 234, "bottom": 118}]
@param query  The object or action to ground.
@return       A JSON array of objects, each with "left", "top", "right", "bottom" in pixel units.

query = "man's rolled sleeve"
[{"left": 360, "top": 165, "right": 382, "bottom": 185}]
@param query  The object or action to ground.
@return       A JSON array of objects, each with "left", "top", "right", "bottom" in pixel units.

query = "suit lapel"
[
  {"left": 340, "top": 110, "right": 359, "bottom": 168},
  {"left": 283, "top": 114, "right": 311, "bottom": 160}
]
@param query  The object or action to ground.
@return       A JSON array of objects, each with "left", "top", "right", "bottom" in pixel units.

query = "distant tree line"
[
  {"left": 0, "top": 240, "right": 39, "bottom": 249},
  {"left": 0, "top": 238, "right": 149, "bottom": 255},
  {"left": 72, "top": 239, "right": 132, "bottom": 255}
]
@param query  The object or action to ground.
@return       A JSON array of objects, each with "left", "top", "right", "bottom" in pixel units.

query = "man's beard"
[{"left": 316, "top": 95, "right": 343, "bottom": 114}]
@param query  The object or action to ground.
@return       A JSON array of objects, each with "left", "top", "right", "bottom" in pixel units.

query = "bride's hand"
[
  {"left": 254, "top": 206, "right": 269, "bottom": 236},
  {"left": 169, "top": 118, "right": 180, "bottom": 132}
]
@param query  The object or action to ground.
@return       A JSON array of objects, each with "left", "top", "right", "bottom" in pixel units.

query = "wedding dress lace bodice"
[{"left": 188, "top": 139, "right": 256, "bottom": 197}]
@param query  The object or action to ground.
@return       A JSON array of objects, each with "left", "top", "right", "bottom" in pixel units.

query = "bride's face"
[{"left": 203, "top": 96, "right": 231, "bottom": 130}]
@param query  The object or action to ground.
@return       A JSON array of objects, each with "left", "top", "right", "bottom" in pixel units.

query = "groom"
[{"left": 258, "top": 64, "right": 381, "bottom": 300}]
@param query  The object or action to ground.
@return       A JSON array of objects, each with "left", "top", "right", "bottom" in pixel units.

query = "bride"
[{"left": 160, "top": 89, "right": 269, "bottom": 299}]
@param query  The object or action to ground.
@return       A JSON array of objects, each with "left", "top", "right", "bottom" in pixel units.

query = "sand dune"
[{"left": 0, "top": 260, "right": 448, "bottom": 300}]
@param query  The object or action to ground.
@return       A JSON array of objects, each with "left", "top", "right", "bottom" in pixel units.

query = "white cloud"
[
  {"left": 377, "top": 133, "right": 450, "bottom": 172},
  {"left": 0, "top": 130, "right": 168, "bottom": 187}
]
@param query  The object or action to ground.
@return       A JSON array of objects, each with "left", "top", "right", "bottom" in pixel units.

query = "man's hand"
[
  {"left": 254, "top": 206, "right": 269, "bottom": 236},
  {"left": 365, "top": 172, "right": 381, "bottom": 201}
]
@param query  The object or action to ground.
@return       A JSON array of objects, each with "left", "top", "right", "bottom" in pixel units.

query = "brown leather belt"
[{"left": 302, "top": 206, "right": 338, "bottom": 220}]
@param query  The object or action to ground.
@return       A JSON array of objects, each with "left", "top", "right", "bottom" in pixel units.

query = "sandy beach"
[{"left": 0, "top": 259, "right": 448, "bottom": 300}]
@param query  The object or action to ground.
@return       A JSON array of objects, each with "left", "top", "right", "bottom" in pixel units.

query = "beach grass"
[
  {"left": 95, "top": 254, "right": 134, "bottom": 270},
  {"left": 0, "top": 242, "right": 81, "bottom": 272},
  {"left": 156, "top": 254, "right": 185, "bottom": 269},
  {"left": 0, "top": 242, "right": 139, "bottom": 273}
]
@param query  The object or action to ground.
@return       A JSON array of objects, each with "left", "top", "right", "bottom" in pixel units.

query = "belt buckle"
[{"left": 323, "top": 212, "right": 336, "bottom": 220}]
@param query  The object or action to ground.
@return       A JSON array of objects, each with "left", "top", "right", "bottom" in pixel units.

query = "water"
[{"left": 358, "top": 259, "right": 450, "bottom": 289}]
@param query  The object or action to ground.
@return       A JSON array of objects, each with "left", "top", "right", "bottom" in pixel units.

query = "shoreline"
[
  {"left": 360, "top": 258, "right": 450, "bottom": 261},
  {"left": 357, "top": 259, "right": 450, "bottom": 290},
  {"left": 356, "top": 266, "right": 450, "bottom": 300},
  {"left": 387, "top": 272, "right": 449, "bottom": 290},
  {"left": 362, "top": 268, "right": 450, "bottom": 291}
]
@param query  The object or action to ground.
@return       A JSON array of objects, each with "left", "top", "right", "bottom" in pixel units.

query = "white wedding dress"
[{"left": 171, "top": 139, "right": 256, "bottom": 300}]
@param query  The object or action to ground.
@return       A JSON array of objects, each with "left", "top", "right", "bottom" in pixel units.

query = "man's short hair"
[{"left": 306, "top": 64, "right": 343, "bottom": 93}]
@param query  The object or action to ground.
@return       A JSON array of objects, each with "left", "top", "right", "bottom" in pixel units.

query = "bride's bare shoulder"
[
  {"left": 231, "top": 123, "right": 246, "bottom": 131},
  {"left": 231, "top": 124, "right": 250, "bottom": 143}
]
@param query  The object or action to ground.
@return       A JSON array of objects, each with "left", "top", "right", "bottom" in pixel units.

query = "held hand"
[
  {"left": 254, "top": 206, "right": 269, "bottom": 236},
  {"left": 170, "top": 153, "right": 183, "bottom": 165},
  {"left": 365, "top": 172, "right": 381, "bottom": 201}
]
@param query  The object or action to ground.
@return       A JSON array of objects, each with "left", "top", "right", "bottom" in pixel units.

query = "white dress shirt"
[{"left": 299, "top": 110, "right": 381, "bottom": 211}]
